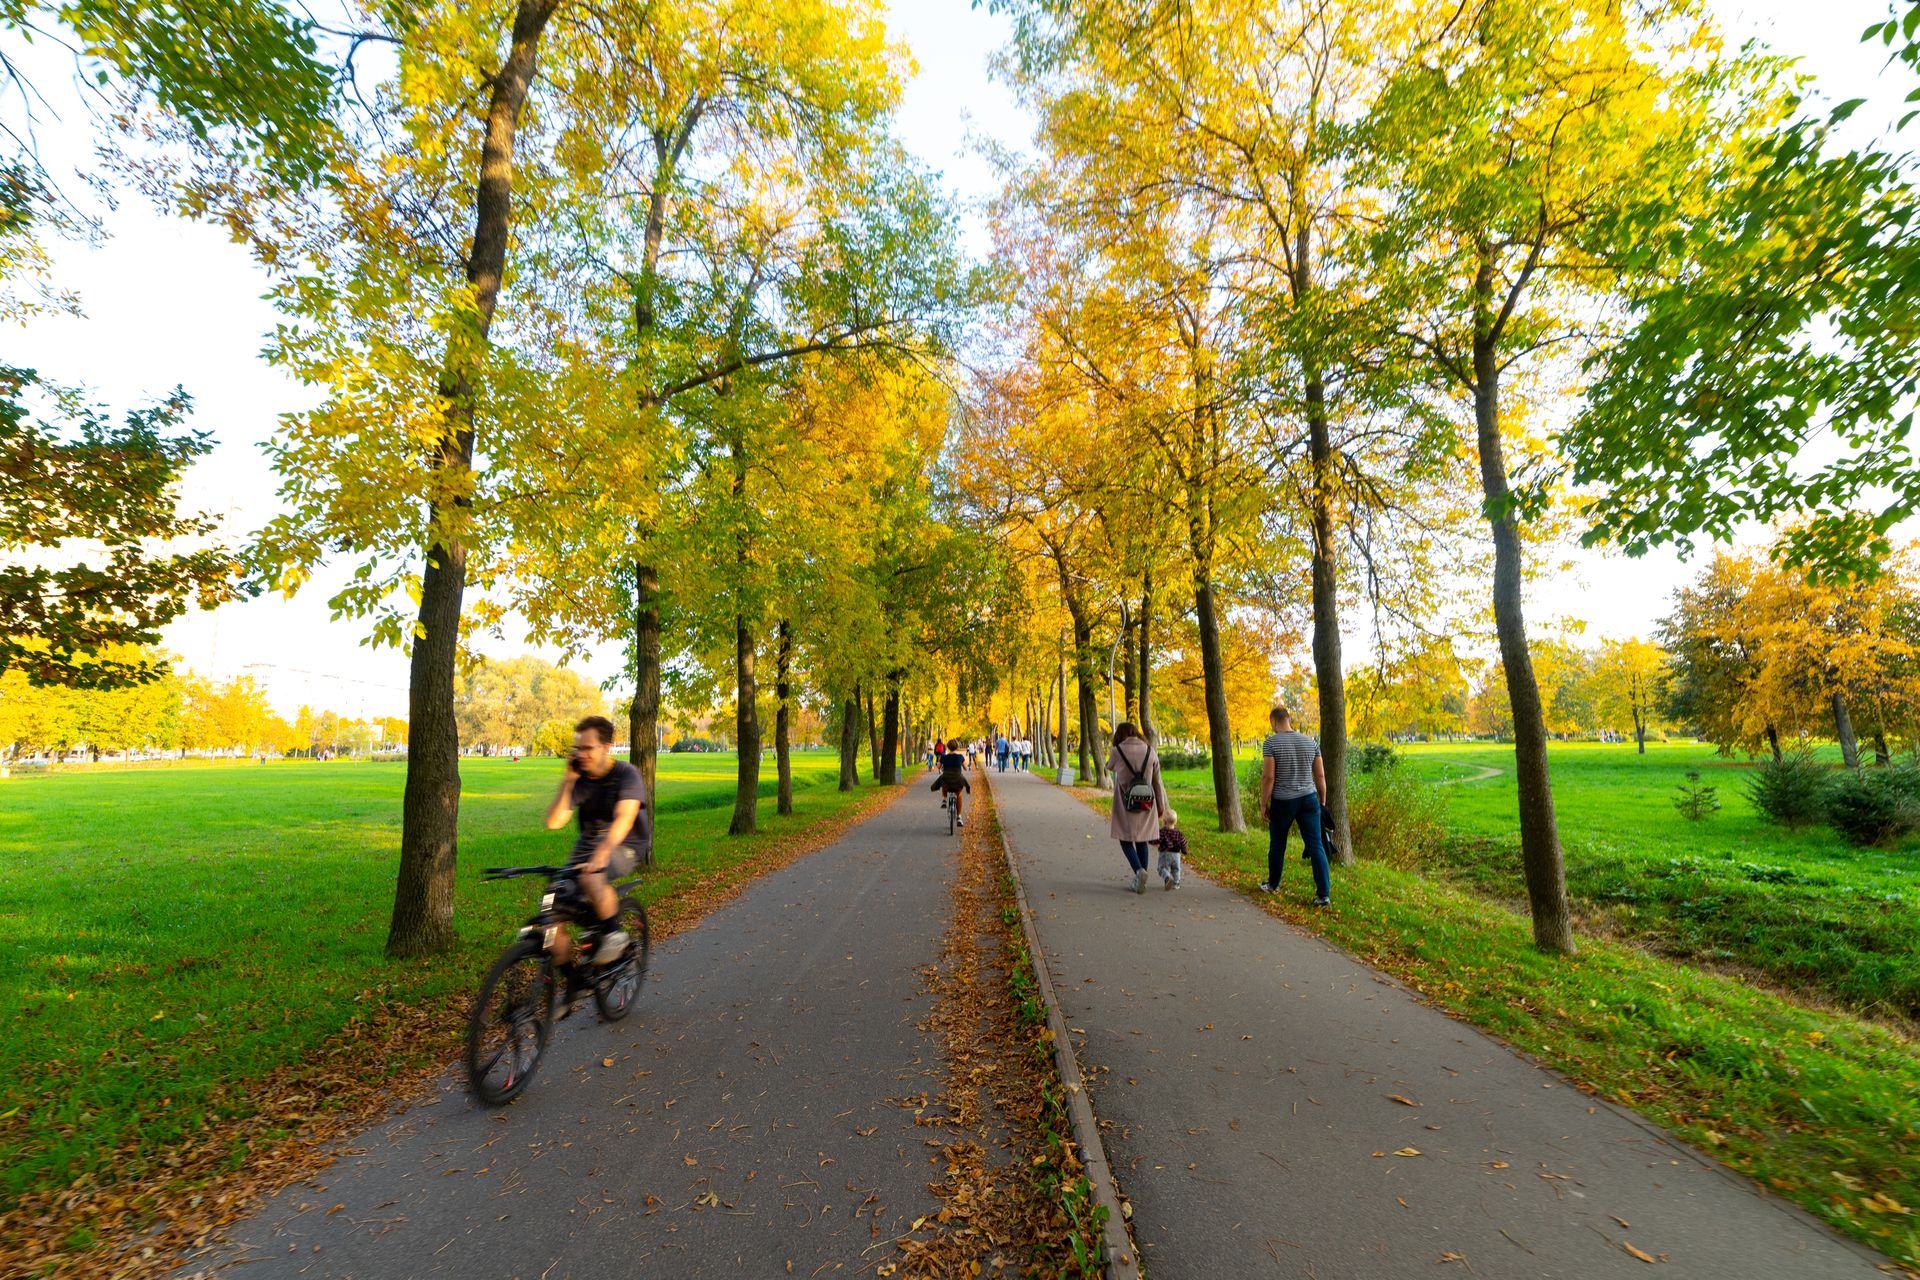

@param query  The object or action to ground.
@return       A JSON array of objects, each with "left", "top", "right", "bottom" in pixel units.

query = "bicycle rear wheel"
[
  {"left": 592, "top": 894, "right": 652, "bottom": 1021},
  {"left": 465, "top": 939, "right": 555, "bottom": 1105},
  {"left": 948, "top": 793, "right": 956, "bottom": 835}
]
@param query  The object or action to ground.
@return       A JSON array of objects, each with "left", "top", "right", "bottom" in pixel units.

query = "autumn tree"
[
  {"left": 1360, "top": 0, "right": 1755, "bottom": 953},
  {"left": 1589, "top": 638, "right": 1668, "bottom": 753}
]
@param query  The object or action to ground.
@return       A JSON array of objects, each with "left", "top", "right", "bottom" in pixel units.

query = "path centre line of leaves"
[
  {"left": 3, "top": 782, "right": 907, "bottom": 1280},
  {"left": 884, "top": 783, "right": 1109, "bottom": 1280}
]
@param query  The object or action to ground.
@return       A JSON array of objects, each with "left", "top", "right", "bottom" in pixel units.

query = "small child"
[{"left": 1154, "top": 810, "right": 1187, "bottom": 890}]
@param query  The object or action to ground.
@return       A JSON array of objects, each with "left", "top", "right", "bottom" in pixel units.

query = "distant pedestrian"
[
  {"left": 1108, "top": 722, "right": 1171, "bottom": 894},
  {"left": 1017, "top": 736, "right": 1031, "bottom": 770},
  {"left": 996, "top": 734, "right": 1010, "bottom": 772},
  {"left": 1257, "top": 705, "right": 1330, "bottom": 906},
  {"left": 1154, "top": 810, "right": 1186, "bottom": 890}
]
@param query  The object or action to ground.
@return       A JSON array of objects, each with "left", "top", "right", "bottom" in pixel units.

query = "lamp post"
[{"left": 1055, "top": 626, "right": 1074, "bottom": 786}]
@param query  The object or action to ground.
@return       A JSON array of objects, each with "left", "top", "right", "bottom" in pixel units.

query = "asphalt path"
[
  {"left": 988, "top": 766, "right": 1890, "bottom": 1280},
  {"left": 182, "top": 781, "right": 968, "bottom": 1280}
]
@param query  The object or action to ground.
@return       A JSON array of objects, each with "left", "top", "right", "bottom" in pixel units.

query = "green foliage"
[
  {"left": 54, "top": 0, "right": 338, "bottom": 186},
  {"left": 1569, "top": 109, "right": 1920, "bottom": 579},
  {"left": 1155, "top": 747, "right": 1209, "bottom": 772},
  {"left": 1350, "top": 741, "right": 1398, "bottom": 774},
  {"left": 1671, "top": 769, "right": 1721, "bottom": 821},
  {"left": 1823, "top": 765, "right": 1920, "bottom": 847},
  {"left": 1346, "top": 760, "right": 1450, "bottom": 868},
  {"left": 0, "top": 368, "right": 244, "bottom": 688},
  {"left": 1745, "top": 750, "right": 1829, "bottom": 829}
]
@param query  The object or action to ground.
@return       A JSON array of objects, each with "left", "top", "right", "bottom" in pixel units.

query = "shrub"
[
  {"left": 1239, "top": 756, "right": 1265, "bottom": 829},
  {"left": 1744, "top": 750, "right": 1827, "bottom": 829},
  {"left": 1351, "top": 742, "right": 1398, "bottom": 775},
  {"left": 1157, "top": 747, "right": 1211, "bottom": 772},
  {"left": 1823, "top": 766, "right": 1919, "bottom": 846},
  {"left": 1672, "top": 769, "right": 1721, "bottom": 820},
  {"left": 668, "top": 737, "right": 720, "bottom": 753},
  {"left": 1348, "top": 761, "right": 1449, "bottom": 869}
]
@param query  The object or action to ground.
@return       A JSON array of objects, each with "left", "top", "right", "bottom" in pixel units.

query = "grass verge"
[
  {"left": 1162, "top": 811, "right": 1920, "bottom": 1271},
  {"left": 887, "top": 782, "right": 1106, "bottom": 1279},
  {"left": 1, "top": 757, "right": 895, "bottom": 1279}
]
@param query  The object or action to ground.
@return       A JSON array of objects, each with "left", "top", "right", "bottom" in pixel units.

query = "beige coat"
[{"left": 1107, "top": 738, "right": 1171, "bottom": 842}]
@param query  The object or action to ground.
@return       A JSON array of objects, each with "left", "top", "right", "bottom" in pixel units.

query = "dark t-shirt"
[
  {"left": 937, "top": 751, "right": 967, "bottom": 788},
  {"left": 570, "top": 760, "right": 651, "bottom": 859}
]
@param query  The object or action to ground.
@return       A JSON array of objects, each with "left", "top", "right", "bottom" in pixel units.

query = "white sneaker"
[
  {"left": 589, "top": 929, "right": 629, "bottom": 964},
  {"left": 1257, "top": 882, "right": 1277, "bottom": 893},
  {"left": 1133, "top": 869, "right": 1148, "bottom": 894},
  {"left": 956, "top": 816, "right": 965, "bottom": 827}
]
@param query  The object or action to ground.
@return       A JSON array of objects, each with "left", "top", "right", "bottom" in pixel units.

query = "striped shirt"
[{"left": 1262, "top": 730, "right": 1321, "bottom": 801}]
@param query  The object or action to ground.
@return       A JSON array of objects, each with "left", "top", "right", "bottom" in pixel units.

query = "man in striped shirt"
[{"left": 1258, "top": 705, "right": 1331, "bottom": 906}]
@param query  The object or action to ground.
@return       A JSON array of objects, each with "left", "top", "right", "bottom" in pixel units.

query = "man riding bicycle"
[
  {"left": 545, "top": 714, "right": 651, "bottom": 966},
  {"left": 929, "top": 740, "right": 970, "bottom": 826}
]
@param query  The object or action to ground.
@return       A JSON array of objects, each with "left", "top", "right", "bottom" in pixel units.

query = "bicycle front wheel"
[
  {"left": 592, "top": 895, "right": 652, "bottom": 1022},
  {"left": 465, "top": 938, "right": 555, "bottom": 1105}
]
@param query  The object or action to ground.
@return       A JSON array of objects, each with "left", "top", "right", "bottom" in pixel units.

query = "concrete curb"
[{"left": 983, "top": 773, "right": 1141, "bottom": 1279}]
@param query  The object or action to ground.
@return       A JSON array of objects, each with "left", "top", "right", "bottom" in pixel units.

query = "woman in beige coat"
[{"left": 1108, "top": 722, "right": 1172, "bottom": 894}]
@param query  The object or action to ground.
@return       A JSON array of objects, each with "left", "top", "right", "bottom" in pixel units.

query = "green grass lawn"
[
  {"left": 0, "top": 750, "right": 870, "bottom": 1213},
  {"left": 1163, "top": 740, "right": 1920, "bottom": 1026}
]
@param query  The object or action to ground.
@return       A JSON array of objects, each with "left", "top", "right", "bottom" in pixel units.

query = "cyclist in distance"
[
  {"left": 545, "top": 714, "right": 650, "bottom": 966},
  {"left": 929, "top": 739, "right": 970, "bottom": 826}
]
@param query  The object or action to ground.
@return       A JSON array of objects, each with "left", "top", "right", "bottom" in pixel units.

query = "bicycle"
[{"left": 464, "top": 863, "right": 652, "bottom": 1105}]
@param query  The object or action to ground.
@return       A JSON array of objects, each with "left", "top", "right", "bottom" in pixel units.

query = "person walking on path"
[
  {"left": 1259, "top": 704, "right": 1331, "bottom": 905},
  {"left": 1108, "top": 721, "right": 1172, "bottom": 894},
  {"left": 996, "top": 733, "right": 1010, "bottom": 772}
]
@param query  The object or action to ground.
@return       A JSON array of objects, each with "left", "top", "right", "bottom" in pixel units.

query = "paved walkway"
[
  {"left": 182, "top": 785, "right": 960, "bottom": 1280},
  {"left": 988, "top": 767, "right": 1888, "bottom": 1280}
]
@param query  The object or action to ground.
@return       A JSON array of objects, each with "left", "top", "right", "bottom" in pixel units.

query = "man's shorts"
[{"left": 570, "top": 844, "right": 639, "bottom": 878}]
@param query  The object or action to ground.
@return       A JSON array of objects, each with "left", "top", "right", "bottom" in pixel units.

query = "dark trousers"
[
  {"left": 1119, "top": 840, "right": 1150, "bottom": 873},
  {"left": 1268, "top": 793, "right": 1331, "bottom": 900}
]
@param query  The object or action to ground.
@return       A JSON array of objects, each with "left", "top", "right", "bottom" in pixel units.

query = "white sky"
[{"left": 8, "top": 0, "right": 1913, "bottom": 719}]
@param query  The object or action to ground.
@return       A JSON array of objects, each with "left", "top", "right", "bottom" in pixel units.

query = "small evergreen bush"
[
  {"left": 1672, "top": 769, "right": 1721, "bottom": 820},
  {"left": 1744, "top": 750, "right": 1827, "bottom": 829},
  {"left": 1823, "top": 766, "right": 1918, "bottom": 846},
  {"left": 1157, "top": 747, "right": 1211, "bottom": 772}
]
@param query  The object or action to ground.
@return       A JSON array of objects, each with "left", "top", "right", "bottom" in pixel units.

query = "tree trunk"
[
  {"left": 880, "top": 682, "right": 900, "bottom": 785},
  {"left": 1473, "top": 314, "right": 1573, "bottom": 956},
  {"left": 1306, "top": 367, "right": 1352, "bottom": 866},
  {"left": 1872, "top": 729, "right": 1891, "bottom": 767},
  {"left": 1633, "top": 709, "right": 1647, "bottom": 755},
  {"left": 1765, "top": 723, "right": 1782, "bottom": 763},
  {"left": 628, "top": 562, "right": 661, "bottom": 807},
  {"left": 838, "top": 694, "right": 861, "bottom": 790},
  {"left": 775, "top": 619, "right": 793, "bottom": 815},
  {"left": 866, "top": 688, "right": 879, "bottom": 777},
  {"left": 388, "top": 0, "right": 557, "bottom": 959},
  {"left": 1138, "top": 569, "right": 1154, "bottom": 743},
  {"left": 729, "top": 615, "right": 761, "bottom": 835},
  {"left": 1120, "top": 621, "right": 1136, "bottom": 725},
  {"left": 1832, "top": 690, "right": 1861, "bottom": 770},
  {"left": 1193, "top": 570, "right": 1245, "bottom": 833}
]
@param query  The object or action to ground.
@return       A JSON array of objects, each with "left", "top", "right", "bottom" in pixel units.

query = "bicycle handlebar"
[{"left": 481, "top": 864, "right": 581, "bottom": 881}]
